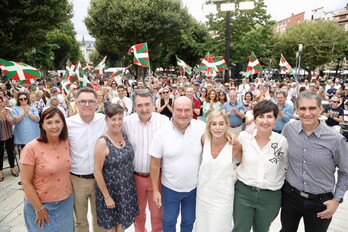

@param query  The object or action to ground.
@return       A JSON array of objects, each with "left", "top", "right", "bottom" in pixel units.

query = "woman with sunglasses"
[
  {"left": 156, "top": 87, "right": 173, "bottom": 119},
  {"left": 12, "top": 92, "right": 40, "bottom": 149}
]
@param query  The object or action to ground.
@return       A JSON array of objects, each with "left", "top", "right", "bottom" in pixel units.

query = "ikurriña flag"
[
  {"left": 128, "top": 43, "right": 150, "bottom": 68},
  {"left": 0, "top": 58, "right": 41, "bottom": 80},
  {"left": 176, "top": 55, "right": 192, "bottom": 75}
]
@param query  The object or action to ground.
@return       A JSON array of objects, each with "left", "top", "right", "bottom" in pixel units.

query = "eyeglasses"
[
  {"left": 332, "top": 101, "right": 340, "bottom": 103},
  {"left": 77, "top": 100, "right": 97, "bottom": 106},
  {"left": 163, "top": 91, "right": 169, "bottom": 94},
  {"left": 19, "top": 98, "right": 27, "bottom": 101}
]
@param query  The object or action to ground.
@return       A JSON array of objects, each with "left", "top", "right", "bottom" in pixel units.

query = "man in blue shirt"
[
  {"left": 223, "top": 90, "right": 245, "bottom": 135},
  {"left": 273, "top": 90, "right": 294, "bottom": 133}
]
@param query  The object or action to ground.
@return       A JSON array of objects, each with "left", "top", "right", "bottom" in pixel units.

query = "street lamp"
[
  {"left": 220, "top": 1, "right": 255, "bottom": 83},
  {"left": 296, "top": 44, "right": 303, "bottom": 80}
]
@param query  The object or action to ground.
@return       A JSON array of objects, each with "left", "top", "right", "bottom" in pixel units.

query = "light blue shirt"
[
  {"left": 274, "top": 103, "right": 293, "bottom": 131},
  {"left": 223, "top": 101, "right": 245, "bottom": 126},
  {"left": 12, "top": 105, "right": 40, "bottom": 145}
]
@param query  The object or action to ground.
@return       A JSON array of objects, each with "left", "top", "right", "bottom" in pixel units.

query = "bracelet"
[{"left": 35, "top": 206, "right": 45, "bottom": 215}]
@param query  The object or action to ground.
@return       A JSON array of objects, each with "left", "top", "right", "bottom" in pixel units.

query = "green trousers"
[{"left": 233, "top": 180, "right": 282, "bottom": 232}]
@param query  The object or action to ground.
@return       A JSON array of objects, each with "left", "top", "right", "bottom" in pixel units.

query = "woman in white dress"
[{"left": 195, "top": 110, "right": 242, "bottom": 232}]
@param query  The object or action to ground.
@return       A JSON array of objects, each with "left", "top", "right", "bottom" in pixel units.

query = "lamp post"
[
  {"left": 220, "top": 1, "right": 255, "bottom": 83},
  {"left": 296, "top": 44, "right": 303, "bottom": 79}
]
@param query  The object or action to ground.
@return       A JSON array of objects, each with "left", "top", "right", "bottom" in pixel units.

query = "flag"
[
  {"left": 199, "top": 52, "right": 227, "bottom": 77},
  {"left": 128, "top": 43, "right": 150, "bottom": 68},
  {"left": 92, "top": 56, "right": 107, "bottom": 75},
  {"left": 83, "top": 63, "right": 93, "bottom": 72},
  {"left": 176, "top": 55, "right": 192, "bottom": 75},
  {"left": 64, "top": 59, "right": 77, "bottom": 83},
  {"left": 76, "top": 63, "right": 94, "bottom": 89},
  {"left": 279, "top": 54, "right": 293, "bottom": 75},
  {"left": 0, "top": 58, "right": 41, "bottom": 81},
  {"left": 213, "top": 56, "right": 228, "bottom": 71},
  {"left": 111, "top": 64, "right": 132, "bottom": 78},
  {"left": 244, "top": 52, "right": 263, "bottom": 77}
]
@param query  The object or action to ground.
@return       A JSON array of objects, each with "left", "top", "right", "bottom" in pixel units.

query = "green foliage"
[
  {"left": 275, "top": 21, "right": 348, "bottom": 73},
  {"left": 206, "top": 0, "right": 275, "bottom": 70},
  {"left": 0, "top": 0, "right": 72, "bottom": 61},
  {"left": 48, "top": 21, "right": 82, "bottom": 69},
  {"left": 85, "top": 0, "right": 207, "bottom": 71}
]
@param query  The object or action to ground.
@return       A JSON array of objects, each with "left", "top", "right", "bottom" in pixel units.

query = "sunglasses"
[
  {"left": 332, "top": 101, "right": 340, "bottom": 103},
  {"left": 163, "top": 91, "right": 169, "bottom": 94},
  {"left": 19, "top": 98, "right": 27, "bottom": 101}
]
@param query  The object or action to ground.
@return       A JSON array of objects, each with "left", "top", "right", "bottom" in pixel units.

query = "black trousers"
[
  {"left": 280, "top": 181, "right": 332, "bottom": 232},
  {"left": 0, "top": 137, "right": 15, "bottom": 170}
]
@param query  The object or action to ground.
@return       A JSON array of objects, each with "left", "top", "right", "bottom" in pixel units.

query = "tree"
[
  {"left": 275, "top": 21, "right": 348, "bottom": 77},
  {"left": 0, "top": 0, "right": 73, "bottom": 62},
  {"left": 48, "top": 21, "right": 82, "bottom": 69},
  {"left": 205, "top": 0, "right": 275, "bottom": 71},
  {"left": 85, "top": 0, "right": 205, "bottom": 73}
]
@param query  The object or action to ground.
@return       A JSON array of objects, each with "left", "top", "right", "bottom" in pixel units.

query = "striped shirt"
[
  {"left": 282, "top": 120, "right": 348, "bottom": 200},
  {"left": 0, "top": 110, "right": 12, "bottom": 141},
  {"left": 123, "top": 112, "right": 169, "bottom": 173}
]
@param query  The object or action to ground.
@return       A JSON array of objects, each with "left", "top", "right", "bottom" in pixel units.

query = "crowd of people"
[{"left": 0, "top": 73, "right": 347, "bottom": 232}]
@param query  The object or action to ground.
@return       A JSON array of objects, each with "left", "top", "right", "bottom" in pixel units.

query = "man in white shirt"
[
  {"left": 67, "top": 88, "right": 107, "bottom": 232},
  {"left": 123, "top": 89, "right": 169, "bottom": 232},
  {"left": 150, "top": 96, "right": 206, "bottom": 232},
  {"left": 111, "top": 85, "right": 133, "bottom": 116}
]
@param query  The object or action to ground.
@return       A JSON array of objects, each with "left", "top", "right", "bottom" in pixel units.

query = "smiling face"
[
  {"left": 76, "top": 92, "right": 98, "bottom": 119},
  {"left": 209, "top": 115, "right": 228, "bottom": 139},
  {"left": 296, "top": 98, "right": 322, "bottom": 131},
  {"left": 255, "top": 111, "right": 276, "bottom": 133},
  {"left": 172, "top": 96, "right": 193, "bottom": 130},
  {"left": 134, "top": 95, "right": 153, "bottom": 123},
  {"left": 41, "top": 113, "right": 64, "bottom": 139},
  {"left": 106, "top": 113, "right": 124, "bottom": 134}
]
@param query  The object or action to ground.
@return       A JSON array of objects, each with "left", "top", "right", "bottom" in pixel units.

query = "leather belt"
[
  {"left": 70, "top": 172, "right": 94, "bottom": 179},
  {"left": 230, "top": 124, "right": 242, "bottom": 128},
  {"left": 134, "top": 171, "right": 150, "bottom": 177},
  {"left": 284, "top": 181, "right": 333, "bottom": 199},
  {"left": 237, "top": 180, "right": 270, "bottom": 192}
]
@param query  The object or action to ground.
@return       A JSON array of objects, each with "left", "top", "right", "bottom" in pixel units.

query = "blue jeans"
[
  {"left": 24, "top": 193, "right": 74, "bottom": 232},
  {"left": 162, "top": 185, "right": 196, "bottom": 232}
]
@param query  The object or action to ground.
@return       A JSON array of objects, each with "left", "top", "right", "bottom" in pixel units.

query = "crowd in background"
[{"left": 0, "top": 73, "right": 347, "bottom": 232}]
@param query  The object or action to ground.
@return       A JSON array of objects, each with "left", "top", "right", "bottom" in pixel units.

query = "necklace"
[{"left": 107, "top": 131, "right": 124, "bottom": 147}]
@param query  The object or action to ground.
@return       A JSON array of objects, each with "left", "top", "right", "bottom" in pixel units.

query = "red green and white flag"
[
  {"left": 176, "top": 55, "right": 192, "bottom": 75},
  {"left": 128, "top": 43, "right": 150, "bottom": 68},
  {"left": 76, "top": 63, "right": 94, "bottom": 89},
  {"left": 111, "top": 64, "right": 132, "bottom": 78},
  {"left": 92, "top": 56, "right": 107, "bottom": 75},
  {"left": 83, "top": 63, "right": 93, "bottom": 72},
  {"left": 64, "top": 59, "right": 77, "bottom": 83},
  {"left": 244, "top": 52, "right": 263, "bottom": 77},
  {"left": 18, "top": 79, "right": 37, "bottom": 92},
  {"left": 199, "top": 52, "right": 227, "bottom": 77},
  {"left": 279, "top": 54, "right": 293, "bottom": 75},
  {"left": 0, "top": 58, "right": 41, "bottom": 81}
]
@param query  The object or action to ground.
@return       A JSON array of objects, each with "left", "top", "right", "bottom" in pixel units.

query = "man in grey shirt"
[{"left": 280, "top": 91, "right": 348, "bottom": 232}]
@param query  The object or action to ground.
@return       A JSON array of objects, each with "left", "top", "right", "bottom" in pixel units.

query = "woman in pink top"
[{"left": 20, "top": 107, "right": 73, "bottom": 231}]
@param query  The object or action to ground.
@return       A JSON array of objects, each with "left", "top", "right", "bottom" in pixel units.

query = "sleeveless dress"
[
  {"left": 96, "top": 134, "right": 139, "bottom": 230},
  {"left": 194, "top": 138, "right": 236, "bottom": 232}
]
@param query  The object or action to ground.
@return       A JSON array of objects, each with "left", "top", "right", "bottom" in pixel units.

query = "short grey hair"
[{"left": 295, "top": 91, "right": 322, "bottom": 108}]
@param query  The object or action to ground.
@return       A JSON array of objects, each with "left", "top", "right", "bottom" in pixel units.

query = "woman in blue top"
[{"left": 12, "top": 92, "right": 40, "bottom": 148}]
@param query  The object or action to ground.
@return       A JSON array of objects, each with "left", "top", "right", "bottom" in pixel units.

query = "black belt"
[
  {"left": 70, "top": 172, "right": 94, "bottom": 179},
  {"left": 237, "top": 180, "right": 271, "bottom": 192},
  {"left": 284, "top": 181, "right": 332, "bottom": 199},
  {"left": 230, "top": 124, "right": 242, "bottom": 128}
]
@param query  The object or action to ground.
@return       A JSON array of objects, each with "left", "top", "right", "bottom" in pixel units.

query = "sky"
[{"left": 71, "top": 0, "right": 347, "bottom": 41}]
